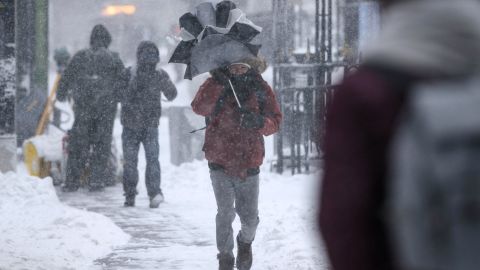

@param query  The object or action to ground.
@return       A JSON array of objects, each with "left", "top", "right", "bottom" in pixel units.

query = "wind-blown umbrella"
[
  {"left": 189, "top": 34, "right": 261, "bottom": 79},
  {"left": 169, "top": 1, "right": 263, "bottom": 80}
]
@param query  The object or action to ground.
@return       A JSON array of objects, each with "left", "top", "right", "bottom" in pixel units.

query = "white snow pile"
[
  {"left": 0, "top": 172, "right": 130, "bottom": 270},
  {"left": 25, "top": 126, "right": 65, "bottom": 161}
]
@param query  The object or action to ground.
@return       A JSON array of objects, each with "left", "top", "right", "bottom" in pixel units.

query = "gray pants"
[
  {"left": 122, "top": 127, "right": 161, "bottom": 198},
  {"left": 210, "top": 169, "right": 260, "bottom": 256}
]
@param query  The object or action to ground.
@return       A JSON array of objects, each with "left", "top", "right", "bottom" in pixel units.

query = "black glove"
[{"left": 239, "top": 109, "right": 265, "bottom": 129}]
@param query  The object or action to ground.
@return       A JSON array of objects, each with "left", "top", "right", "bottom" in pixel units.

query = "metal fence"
[
  {"left": 271, "top": 0, "right": 359, "bottom": 174},
  {"left": 272, "top": 63, "right": 348, "bottom": 174}
]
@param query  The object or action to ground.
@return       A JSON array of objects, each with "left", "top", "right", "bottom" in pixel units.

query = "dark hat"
[
  {"left": 90, "top": 24, "right": 112, "bottom": 49},
  {"left": 137, "top": 41, "right": 160, "bottom": 65}
]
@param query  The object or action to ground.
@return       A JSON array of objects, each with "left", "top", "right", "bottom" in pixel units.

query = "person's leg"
[
  {"left": 234, "top": 173, "right": 260, "bottom": 270},
  {"left": 143, "top": 127, "right": 161, "bottom": 198},
  {"left": 89, "top": 107, "right": 116, "bottom": 190},
  {"left": 234, "top": 174, "right": 260, "bottom": 242},
  {"left": 122, "top": 127, "right": 141, "bottom": 200},
  {"left": 210, "top": 169, "right": 236, "bottom": 259},
  {"left": 63, "top": 115, "right": 91, "bottom": 191}
]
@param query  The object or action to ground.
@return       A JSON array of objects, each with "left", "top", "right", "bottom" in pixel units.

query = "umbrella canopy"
[
  {"left": 169, "top": 1, "right": 263, "bottom": 80},
  {"left": 188, "top": 34, "right": 260, "bottom": 79}
]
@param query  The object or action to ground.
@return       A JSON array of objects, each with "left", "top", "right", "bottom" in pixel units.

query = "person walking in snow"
[
  {"left": 319, "top": 0, "right": 480, "bottom": 270},
  {"left": 57, "top": 24, "right": 124, "bottom": 192},
  {"left": 120, "top": 41, "right": 177, "bottom": 208},
  {"left": 191, "top": 58, "right": 282, "bottom": 270}
]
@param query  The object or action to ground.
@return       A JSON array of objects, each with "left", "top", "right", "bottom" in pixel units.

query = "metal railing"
[
  {"left": 272, "top": 0, "right": 355, "bottom": 174},
  {"left": 272, "top": 62, "right": 348, "bottom": 174}
]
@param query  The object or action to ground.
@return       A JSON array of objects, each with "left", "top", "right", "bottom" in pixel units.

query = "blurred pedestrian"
[
  {"left": 120, "top": 41, "right": 177, "bottom": 208},
  {"left": 191, "top": 58, "right": 281, "bottom": 270},
  {"left": 57, "top": 24, "right": 124, "bottom": 192},
  {"left": 319, "top": 1, "right": 480, "bottom": 270}
]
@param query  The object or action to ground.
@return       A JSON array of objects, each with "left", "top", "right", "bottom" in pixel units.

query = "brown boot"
[
  {"left": 236, "top": 235, "right": 253, "bottom": 270},
  {"left": 217, "top": 252, "right": 234, "bottom": 270}
]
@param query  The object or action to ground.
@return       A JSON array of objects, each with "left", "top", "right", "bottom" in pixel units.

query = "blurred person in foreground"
[
  {"left": 57, "top": 24, "right": 124, "bottom": 192},
  {"left": 319, "top": 0, "right": 480, "bottom": 270},
  {"left": 191, "top": 58, "right": 282, "bottom": 270},
  {"left": 120, "top": 41, "right": 177, "bottom": 208}
]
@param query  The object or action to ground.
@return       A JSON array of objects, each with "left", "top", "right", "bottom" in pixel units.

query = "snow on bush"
[{"left": 0, "top": 172, "right": 130, "bottom": 269}]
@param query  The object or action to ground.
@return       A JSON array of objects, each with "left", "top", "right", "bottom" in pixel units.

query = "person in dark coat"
[
  {"left": 121, "top": 41, "right": 177, "bottom": 208},
  {"left": 57, "top": 24, "right": 124, "bottom": 192},
  {"left": 318, "top": 1, "right": 480, "bottom": 270},
  {"left": 191, "top": 59, "right": 282, "bottom": 270}
]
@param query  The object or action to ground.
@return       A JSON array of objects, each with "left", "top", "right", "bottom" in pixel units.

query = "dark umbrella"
[
  {"left": 169, "top": 1, "right": 262, "bottom": 80},
  {"left": 188, "top": 34, "right": 259, "bottom": 79}
]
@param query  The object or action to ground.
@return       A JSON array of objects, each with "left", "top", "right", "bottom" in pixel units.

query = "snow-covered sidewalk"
[
  {"left": 0, "top": 172, "right": 130, "bottom": 270},
  {"left": 58, "top": 161, "right": 328, "bottom": 270},
  {"left": 1, "top": 116, "right": 328, "bottom": 269}
]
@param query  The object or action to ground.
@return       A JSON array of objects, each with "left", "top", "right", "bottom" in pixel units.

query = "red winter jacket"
[{"left": 191, "top": 77, "right": 282, "bottom": 178}]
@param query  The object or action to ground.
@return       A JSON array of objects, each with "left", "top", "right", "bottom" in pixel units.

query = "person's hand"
[{"left": 239, "top": 108, "right": 264, "bottom": 129}]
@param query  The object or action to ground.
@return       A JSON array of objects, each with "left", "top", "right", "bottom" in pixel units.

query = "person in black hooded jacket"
[
  {"left": 57, "top": 24, "right": 125, "bottom": 192},
  {"left": 120, "top": 41, "right": 177, "bottom": 208}
]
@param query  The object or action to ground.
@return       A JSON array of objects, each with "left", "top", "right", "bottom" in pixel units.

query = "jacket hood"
[
  {"left": 137, "top": 41, "right": 160, "bottom": 65},
  {"left": 90, "top": 24, "right": 112, "bottom": 49},
  {"left": 239, "top": 56, "right": 268, "bottom": 74},
  {"left": 365, "top": 0, "right": 480, "bottom": 79}
]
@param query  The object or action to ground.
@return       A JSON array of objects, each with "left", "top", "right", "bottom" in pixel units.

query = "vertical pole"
[
  {"left": 327, "top": 0, "right": 333, "bottom": 64},
  {"left": 272, "top": 0, "right": 284, "bottom": 173},
  {"left": 33, "top": 0, "right": 48, "bottom": 98},
  {"left": 15, "top": 0, "right": 49, "bottom": 145},
  {"left": 0, "top": 0, "right": 16, "bottom": 172},
  {"left": 315, "top": 0, "right": 328, "bottom": 156},
  {"left": 336, "top": 0, "right": 342, "bottom": 54},
  {"left": 315, "top": 0, "right": 320, "bottom": 63},
  {"left": 0, "top": 8, "right": 4, "bottom": 59},
  {"left": 320, "top": 0, "right": 326, "bottom": 64},
  {"left": 327, "top": 0, "right": 333, "bottom": 85},
  {"left": 344, "top": 0, "right": 360, "bottom": 65}
]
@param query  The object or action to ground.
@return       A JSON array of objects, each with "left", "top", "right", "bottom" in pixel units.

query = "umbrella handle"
[{"left": 228, "top": 79, "right": 242, "bottom": 108}]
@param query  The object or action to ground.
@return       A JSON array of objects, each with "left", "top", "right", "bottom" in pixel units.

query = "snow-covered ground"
[
  {"left": 156, "top": 160, "right": 325, "bottom": 270},
  {"left": 53, "top": 158, "right": 327, "bottom": 270},
  {"left": 1, "top": 68, "right": 329, "bottom": 269},
  {"left": 106, "top": 117, "right": 328, "bottom": 269},
  {"left": 0, "top": 172, "right": 130, "bottom": 270},
  {"left": 0, "top": 117, "right": 328, "bottom": 269}
]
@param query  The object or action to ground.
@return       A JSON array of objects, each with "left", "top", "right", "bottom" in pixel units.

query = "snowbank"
[{"left": 0, "top": 172, "right": 130, "bottom": 270}]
